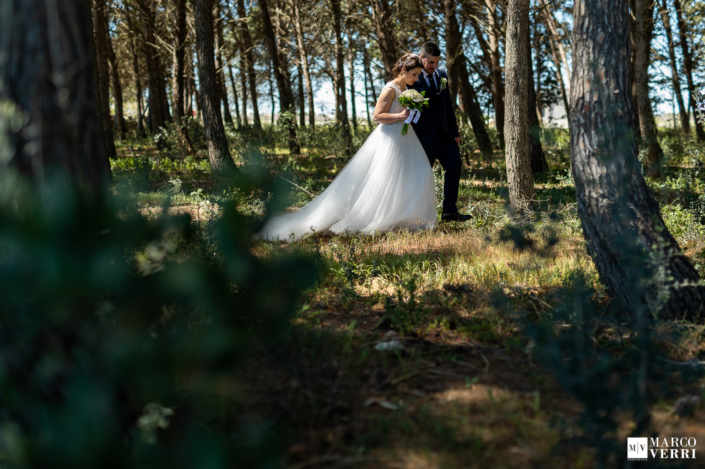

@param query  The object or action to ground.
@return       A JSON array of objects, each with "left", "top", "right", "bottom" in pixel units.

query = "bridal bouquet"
[{"left": 398, "top": 89, "right": 429, "bottom": 135}]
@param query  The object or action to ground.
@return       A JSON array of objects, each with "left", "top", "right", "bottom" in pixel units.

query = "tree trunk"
[
  {"left": 444, "top": 0, "right": 493, "bottom": 158},
  {"left": 228, "top": 63, "right": 242, "bottom": 127},
  {"left": 571, "top": 0, "right": 705, "bottom": 320},
  {"left": 260, "top": 0, "right": 300, "bottom": 154},
  {"left": 296, "top": 63, "right": 306, "bottom": 128},
  {"left": 93, "top": 0, "right": 117, "bottom": 159},
  {"left": 363, "top": 56, "right": 372, "bottom": 127},
  {"left": 659, "top": 0, "right": 689, "bottom": 136},
  {"left": 105, "top": 24, "right": 127, "bottom": 141},
  {"left": 484, "top": 0, "right": 506, "bottom": 148},
  {"left": 540, "top": 4, "right": 570, "bottom": 122},
  {"left": 539, "top": 0, "right": 571, "bottom": 89},
  {"left": 504, "top": 0, "right": 535, "bottom": 208},
  {"left": 629, "top": 8, "right": 641, "bottom": 135},
  {"left": 192, "top": 0, "right": 233, "bottom": 171},
  {"left": 137, "top": 0, "right": 169, "bottom": 134},
  {"left": 124, "top": 5, "right": 146, "bottom": 137},
  {"left": 347, "top": 2, "right": 357, "bottom": 134},
  {"left": 635, "top": 0, "right": 663, "bottom": 178},
  {"left": 236, "top": 0, "right": 261, "bottom": 128},
  {"left": 527, "top": 25, "right": 548, "bottom": 174},
  {"left": 291, "top": 0, "right": 315, "bottom": 130},
  {"left": 1, "top": 0, "right": 111, "bottom": 187},
  {"left": 673, "top": 0, "right": 704, "bottom": 141},
  {"left": 331, "top": 0, "right": 352, "bottom": 150},
  {"left": 364, "top": 45, "right": 379, "bottom": 106},
  {"left": 173, "top": 0, "right": 196, "bottom": 154},
  {"left": 214, "top": 0, "right": 234, "bottom": 127},
  {"left": 239, "top": 62, "right": 249, "bottom": 125},
  {"left": 369, "top": 0, "right": 398, "bottom": 82}
]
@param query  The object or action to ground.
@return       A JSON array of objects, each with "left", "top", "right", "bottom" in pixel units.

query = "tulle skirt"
[{"left": 256, "top": 122, "right": 437, "bottom": 242}]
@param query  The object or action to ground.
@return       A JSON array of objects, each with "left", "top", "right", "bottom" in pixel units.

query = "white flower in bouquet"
[{"left": 398, "top": 90, "right": 429, "bottom": 135}]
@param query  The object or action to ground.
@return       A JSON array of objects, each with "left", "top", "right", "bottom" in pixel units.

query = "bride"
[{"left": 256, "top": 53, "right": 436, "bottom": 242}]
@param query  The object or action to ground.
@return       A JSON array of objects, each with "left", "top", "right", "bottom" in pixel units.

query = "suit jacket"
[{"left": 409, "top": 69, "right": 459, "bottom": 149}]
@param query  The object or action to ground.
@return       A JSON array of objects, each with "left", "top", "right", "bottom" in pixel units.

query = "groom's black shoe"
[{"left": 441, "top": 212, "right": 472, "bottom": 222}]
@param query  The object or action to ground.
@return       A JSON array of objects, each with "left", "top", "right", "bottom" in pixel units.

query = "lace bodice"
[{"left": 384, "top": 82, "right": 406, "bottom": 115}]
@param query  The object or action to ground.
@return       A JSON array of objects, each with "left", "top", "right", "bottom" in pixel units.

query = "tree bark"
[
  {"left": 93, "top": 0, "right": 117, "bottom": 159},
  {"left": 484, "top": 0, "right": 506, "bottom": 148},
  {"left": 236, "top": 0, "right": 261, "bottom": 128},
  {"left": 659, "top": 0, "right": 689, "bottom": 136},
  {"left": 260, "top": 0, "right": 300, "bottom": 154},
  {"left": 635, "top": 0, "right": 663, "bottom": 178},
  {"left": 444, "top": 0, "right": 493, "bottom": 158},
  {"left": 137, "top": 0, "right": 170, "bottom": 134},
  {"left": 103, "top": 14, "right": 127, "bottom": 141},
  {"left": 331, "top": 0, "right": 352, "bottom": 150},
  {"left": 673, "top": 0, "right": 704, "bottom": 141},
  {"left": 214, "top": 0, "right": 234, "bottom": 127},
  {"left": 540, "top": 2, "right": 570, "bottom": 122},
  {"left": 504, "top": 0, "right": 535, "bottom": 208},
  {"left": 124, "top": 5, "right": 146, "bottom": 137},
  {"left": 1, "top": 0, "right": 111, "bottom": 187},
  {"left": 239, "top": 61, "right": 249, "bottom": 126},
  {"left": 192, "top": 0, "right": 233, "bottom": 171},
  {"left": 369, "top": 0, "right": 398, "bottom": 82},
  {"left": 296, "top": 64, "right": 306, "bottom": 128},
  {"left": 291, "top": 0, "right": 315, "bottom": 130},
  {"left": 347, "top": 2, "right": 357, "bottom": 134},
  {"left": 228, "top": 63, "right": 243, "bottom": 127},
  {"left": 173, "top": 0, "right": 196, "bottom": 154},
  {"left": 527, "top": 25, "right": 548, "bottom": 173},
  {"left": 570, "top": 0, "right": 705, "bottom": 320}
]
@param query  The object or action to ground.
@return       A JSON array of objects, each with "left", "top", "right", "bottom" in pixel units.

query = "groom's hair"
[{"left": 420, "top": 42, "right": 441, "bottom": 58}]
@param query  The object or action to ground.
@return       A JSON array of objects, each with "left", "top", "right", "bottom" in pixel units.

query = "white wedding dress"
[{"left": 256, "top": 82, "right": 436, "bottom": 242}]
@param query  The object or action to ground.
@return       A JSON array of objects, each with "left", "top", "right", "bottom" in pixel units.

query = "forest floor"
[{"left": 114, "top": 127, "right": 705, "bottom": 468}]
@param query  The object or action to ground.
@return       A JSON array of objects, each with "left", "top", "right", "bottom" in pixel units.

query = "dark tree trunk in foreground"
[
  {"left": 444, "top": 0, "right": 493, "bottom": 158},
  {"left": 527, "top": 25, "right": 548, "bottom": 173},
  {"left": 1, "top": 0, "right": 111, "bottom": 187},
  {"left": 236, "top": 0, "right": 261, "bottom": 128},
  {"left": 93, "top": 0, "right": 117, "bottom": 159},
  {"left": 173, "top": 0, "right": 196, "bottom": 154},
  {"left": 137, "top": 0, "right": 170, "bottom": 134},
  {"left": 504, "top": 0, "right": 535, "bottom": 208},
  {"left": 260, "top": 0, "right": 300, "bottom": 155},
  {"left": 369, "top": 0, "right": 398, "bottom": 82},
  {"left": 673, "top": 0, "right": 704, "bottom": 141},
  {"left": 192, "top": 0, "right": 233, "bottom": 171},
  {"left": 634, "top": 0, "right": 663, "bottom": 178},
  {"left": 659, "top": 0, "right": 690, "bottom": 136},
  {"left": 570, "top": 0, "right": 705, "bottom": 320},
  {"left": 331, "top": 0, "right": 352, "bottom": 151}
]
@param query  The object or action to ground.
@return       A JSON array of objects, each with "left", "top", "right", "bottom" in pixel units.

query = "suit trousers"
[{"left": 422, "top": 129, "right": 461, "bottom": 215}]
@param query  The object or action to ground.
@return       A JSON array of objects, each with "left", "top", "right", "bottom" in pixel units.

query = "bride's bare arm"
[{"left": 373, "top": 88, "right": 410, "bottom": 124}]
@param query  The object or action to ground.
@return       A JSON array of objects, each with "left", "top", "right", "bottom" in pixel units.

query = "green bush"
[{"left": 0, "top": 171, "right": 317, "bottom": 468}]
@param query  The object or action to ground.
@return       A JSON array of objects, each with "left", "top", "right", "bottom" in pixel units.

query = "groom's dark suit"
[{"left": 409, "top": 69, "right": 462, "bottom": 215}]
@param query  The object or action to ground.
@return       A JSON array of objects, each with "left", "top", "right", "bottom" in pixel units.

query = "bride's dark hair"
[{"left": 392, "top": 53, "right": 424, "bottom": 77}]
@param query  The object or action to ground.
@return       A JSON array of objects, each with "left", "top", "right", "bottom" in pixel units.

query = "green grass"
[{"left": 110, "top": 123, "right": 705, "bottom": 468}]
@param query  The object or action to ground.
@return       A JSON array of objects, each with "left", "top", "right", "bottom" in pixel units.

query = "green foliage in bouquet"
[
  {"left": 0, "top": 170, "right": 318, "bottom": 468},
  {"left": 398, "top": 90, "right": 429, "bottom": 136}
]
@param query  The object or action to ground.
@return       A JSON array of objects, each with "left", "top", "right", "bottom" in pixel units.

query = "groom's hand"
[{"left": 455, "top": 137, "right": 460, "bottom": 146}]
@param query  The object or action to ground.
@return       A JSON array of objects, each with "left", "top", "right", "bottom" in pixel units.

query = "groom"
[{"left": 410, "top": 42, "right": 470, "bottom": 222}]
